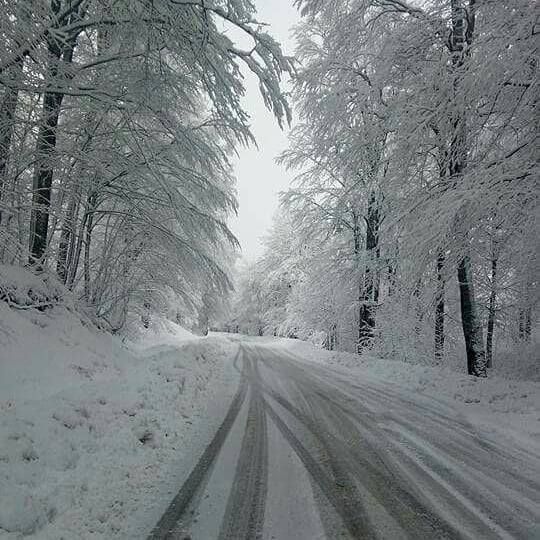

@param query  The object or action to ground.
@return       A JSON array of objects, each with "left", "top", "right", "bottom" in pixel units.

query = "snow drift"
[{"left": 0, "top": 287, "right": 239, "bottom": 539}]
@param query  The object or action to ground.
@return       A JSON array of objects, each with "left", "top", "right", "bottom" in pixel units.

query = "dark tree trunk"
[
  {"left": 56, "top": 181, "right": 81, "bottom": 282},
  {"left": 83, "top": 208, "right": 94, "bottom": 302},
  {"left": 28, "top": 26, "right": 76, "bottom": 264},
  {"left": 28, "top": 91, "right": 64, "bottom": 264},
  {"left": 28, "top": 1, "right": 81, "bottom": 265},
  {"left": 434, "top": 252, "right": 445, "bottom": 360},
  {"left": 450, "top": 0, "right": 486, "bottom": 376},
  {"left": 56, "top": 118, "right": 99, "bottom": 282},
  {"left": 387, "top": 242, "right": 399, "bottom": 297},
  {"left": 0, "top": 61, "right": 23, "bottom": 226},
  {"left": 374, "top": 245, "right": 381, "bottom": 304},
  {"left": 458, "top": 255, "right": 487, "bottom": 377},
  {"left": 358, "top": 192, "right": 379, "bottom": 349},
  {"left": 433, "top": 137, "right": 448, "bottom": 361},
  {"left": 58, "top": 10, "right": 112, "bottom": 280},
  {"left": 0, "top": 1, "right": 31, "bottom": 227},
  {"left": 486, "top": 254, "right": 498, "bottom": 368},
  {"left": 352, "top": 210, "right": 363, "bottom": 352},
  {"left": 66, "top": 210, "right": 88, "bottom": 289},
  {"left": 83, "top": 201, "right": 95, "bottom": 302}
]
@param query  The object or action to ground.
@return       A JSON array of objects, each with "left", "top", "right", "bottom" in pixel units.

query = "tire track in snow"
[
  {"left": 261, "top": 348, "right": 538, "bottom": 539},
  {"left": 147, "top": 348, "right": 248, "bottom": 540},
  {"left": 218, "top": 356, "right": 268, "bottom": 540},
  {"left": 257, "top": 351, "right": 467, "bottom": 538},
  {"left": 249, "top": 347, "right": 374, "bottom": 538},
  {"left": 263, "top": 398, "right": 374, "bottom": 539},
  {"left": 296, "top": 367, "right": 540, "bottom": 538}
]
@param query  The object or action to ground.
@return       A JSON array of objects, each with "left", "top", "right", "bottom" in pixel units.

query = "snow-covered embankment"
[{"left": 0, "top": 300, "right": 239, "bottom": 539}]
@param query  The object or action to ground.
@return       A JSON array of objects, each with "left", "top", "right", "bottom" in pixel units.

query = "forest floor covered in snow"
[
  {"left": 267, "top": 337, "right": 540, "bottom": 455},
  {"left": 0, "top": 302, "right": 239, "bottom": 540}
]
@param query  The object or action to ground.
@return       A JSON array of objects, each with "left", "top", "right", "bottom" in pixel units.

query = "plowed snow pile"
[{"left": 0, "top": 301, "right": 239, "bottom": 539}]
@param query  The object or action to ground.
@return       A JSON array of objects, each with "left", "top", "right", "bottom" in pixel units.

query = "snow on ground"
[
  {"left": 268, "top": 337, "right": 540, "bottom": 453},
  {"left": 0, "top": 301, "right": 239, "bottom": 539}
]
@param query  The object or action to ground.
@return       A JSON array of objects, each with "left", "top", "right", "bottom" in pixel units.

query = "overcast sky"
[{"left": 228, "top": 0, "right": 300, "bottom": 261}]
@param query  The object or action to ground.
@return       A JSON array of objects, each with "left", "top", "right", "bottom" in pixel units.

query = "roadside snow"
[
  {"left": 0, "top": 304, "right": 239, "bottom": 539},
  {"left": 269, "top": 338, "right": 540, "bottom": 453}
]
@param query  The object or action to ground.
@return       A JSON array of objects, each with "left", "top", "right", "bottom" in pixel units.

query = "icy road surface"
[{"left": 148, "top": 342, "right": 540, "bottom": 540}]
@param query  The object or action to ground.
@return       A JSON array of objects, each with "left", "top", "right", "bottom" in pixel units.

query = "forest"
[
  {"left": 1, "top": 0, "right": 538, "bottom": 378},
  {"left": 224, "top": 0, "right": 538, "bottom": 377},
  {"left": 0, "top": 2, "right": 539, "bottom": 538},
  {"left": 0, "top": 0, "right": 292, "bottom": 333}
]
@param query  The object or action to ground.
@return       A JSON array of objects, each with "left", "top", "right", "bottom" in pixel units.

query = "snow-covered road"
[{"left": 148, "top": 341, "right": 540, "bottom": 540}]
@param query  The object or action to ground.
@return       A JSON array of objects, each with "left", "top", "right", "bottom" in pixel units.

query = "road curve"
[{"left": 148, "top": 341, "right": 540, "bottom": 540}]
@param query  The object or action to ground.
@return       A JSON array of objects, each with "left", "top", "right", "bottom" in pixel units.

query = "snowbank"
[
  {"left": 0, "top": 301, "right": 239, "bottom": 539},
  {"left": 123, "top": 314, "right": 198, "bottom": 351},
  {"left": 270, "top": 338, "right": 540, "bottom": 452}
]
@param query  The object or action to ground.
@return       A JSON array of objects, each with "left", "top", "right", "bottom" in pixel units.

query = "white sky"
[{"left": 228, "top": 0, "right": 300, "bottom": 261}]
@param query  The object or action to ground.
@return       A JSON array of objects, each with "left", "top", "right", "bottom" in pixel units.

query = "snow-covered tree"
[
  {"left": 0, "top": 0, "right": 293, "bottom": 331},
  {"left": 246, "top": 0, "right": 538, "bottom": 376}
]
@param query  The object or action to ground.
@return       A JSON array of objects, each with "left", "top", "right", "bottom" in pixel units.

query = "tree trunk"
[
  {"left": 28, "top": 1, "right": 80, "bottom": 265},
  {"left": 358, "top": 192, "right": 379, "bottom": 349},
  {"left": 352, "top": 210, "right": 363, "bottom": 352},
  {"left": 450, "top": 0, "right": 486, "bottom": 376},
  {"left": 434, "top": 252, "right": 445, "bottom": 360},
  {"left": 83, "top": 201, "right": 95, "bottom": 302},
  {"left": 66, "top": 210, "right": 87, "bottom": 289},
  {"left": 58, "top": 9, "right": 110, "bottom": 280},
  {"left": 458, "top": 255, "right": 487, "bottom": 376},
  {"left": 387, "top": 242, "right": 399, "bottom": 297},
  {"left": 0, "top": 1, "right": 32, "bottom": 227},
  {"left": 56, "top": 180, "right": 81, "bottom": 282},
  {"left": 434, "top": 137, "right": 448, "bottom": 361},
  {"left": 486, "top": 253, "right": 498, "bottom": 368},
  {"left": 0, "top": 61, "right": 23, "bottom": 226},
  {"left": 28, "top": 35, "right": 76, "bottom": 264},
  {"left": 28, "top": 94, "right": 63, "bottom": 264}
]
